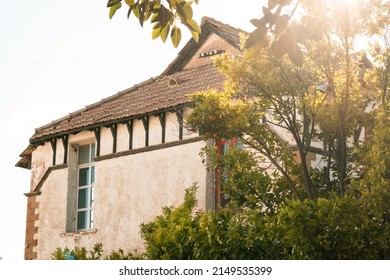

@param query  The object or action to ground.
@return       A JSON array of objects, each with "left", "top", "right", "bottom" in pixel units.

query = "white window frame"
[{"left": 76, "top": 143, "right": 95, "bottom": 230}]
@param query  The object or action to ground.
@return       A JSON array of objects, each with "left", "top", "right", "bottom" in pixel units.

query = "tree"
[
  {"left": 187, "top": 0, "right": 389, "bottom": 200},
  {"left": 51, "top": 243, "right": 146, "bottom": 260},
  {"left": 107, "top": 0, "right": 388, "bottom": 199},
  {"left": 51, "top": 0, "right": 390, "bottom": 260},
  {"left": 107, "top": 0, "right": 200, "bottom": 48}
]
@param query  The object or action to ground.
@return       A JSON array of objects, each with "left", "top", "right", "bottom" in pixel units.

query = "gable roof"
[
  {"left": 30, "top": 63, "right": 225, "bottom": 143},
  {"left": 16, "top": 17, "right": 243, "bottom": 169},
  {"left": 27, "top": 17, "right": 243, "bottom": 145},
  {"left": 162, "top": 17, "right": 244, "bottom": 75}
]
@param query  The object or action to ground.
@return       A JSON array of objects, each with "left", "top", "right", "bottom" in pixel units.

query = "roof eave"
[{"left": 29, "top": 103, "right": 192, "bottom": 145}]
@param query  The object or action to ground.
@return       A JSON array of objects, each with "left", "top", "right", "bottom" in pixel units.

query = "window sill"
[{"left": 60, "top": 229, "right": 98, "bottom": 237}]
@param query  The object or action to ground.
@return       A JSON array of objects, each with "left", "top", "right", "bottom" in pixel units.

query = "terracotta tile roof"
[
  {"left": 30, "top": 63, "right": 225, "bottom": 143},
  {"left": 15, "top": 144, "right": 36, "bottom": 169}
]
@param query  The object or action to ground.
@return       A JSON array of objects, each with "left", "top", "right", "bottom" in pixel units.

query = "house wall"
[
  {"left": 28, "top": 109, "right": 209, "bottom": 259},
  {"left": 33, "top": 140, "right": 207, "bottom": 259},
  {"left": 30, "top": 142, "right": 52, "bottom": 192}
]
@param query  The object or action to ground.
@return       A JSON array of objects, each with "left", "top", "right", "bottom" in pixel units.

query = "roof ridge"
[{"left": 201, "top": 16, "right": 246, "bottom": 34}]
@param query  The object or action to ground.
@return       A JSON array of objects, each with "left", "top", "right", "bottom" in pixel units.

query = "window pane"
[
  {"left": 77, "top": 211, "right": 87, "bottom": 230},
  {"left": 78, "top": 188, "right": 88, "bottom": 209},
  {"left": 79, "top": 168, "right": 89, "bottom": 186},
  {"left": 78, "top": 144, "right": 90, "bottom": 164},
  {"left": 90, "top": 186, "right": 94, "bottom": 208},
  {"left": 91, "top": 166, "right": 95, "bottom": 184},
  {"left": 89, "top": 210, "right": 94, "bottom": 228},
  {"left": 91, "top": 143, "right": 95, "bottom": 162}
]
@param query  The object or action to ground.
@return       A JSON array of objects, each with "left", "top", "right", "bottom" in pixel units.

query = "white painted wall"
[
  {"left": 100, "top": 126, "right": 112, "bottom": 156},
  {"left": 116, "top": 123, "right": 129, "bottom": 152},
  {"left": 30, "top": 142, "right": 52, "bottom": 191},
  {"left": 149, "top": 115, "right": 162, "bottom": 146},
  {"left": 34, "top": 139, "right": 207, "bottom": 259},
  {"left": 132, "top": 119, "right": 146, "bottom": 149}
]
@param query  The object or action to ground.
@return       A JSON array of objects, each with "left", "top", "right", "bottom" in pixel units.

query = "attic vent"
[
  {"left": 168, "top": 78, "right": 179, "bottom": 86},
  {"left": 198, "top": 49, "right": 225, "bottom": 58}
]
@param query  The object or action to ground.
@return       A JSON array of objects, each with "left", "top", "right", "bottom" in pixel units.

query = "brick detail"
[{"left": 25, "top": 196, "right": 39, "bottom": 260}]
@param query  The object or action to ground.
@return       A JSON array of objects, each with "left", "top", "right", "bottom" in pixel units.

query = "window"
[
  {"left": 215, "top": 138, "right": 243, "bottom": 208},
  {"left": 76, "top": 143, "right": 95, "bottom": 230}
]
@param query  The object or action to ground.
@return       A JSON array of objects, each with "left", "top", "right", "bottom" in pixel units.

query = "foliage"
[
  {"left": 140, "top": 186, "right": 390, "bottom": 259},
  {"left": 186, "top": 90, "right": 250, "bottom": 140},
  {"left": 78, "top": 0, "right": 390, "bottom": 261},
  {"left": 276, "top": 196, "right": 390, "bottom": 259},
  {"left": 51, "top": 243, "right": 146, "bottom": 260},
  {"left": 107, "top": 0, "right": 200, "bottom": 48},
  {"left": 140, "top": 185, "right": 284, "bottom": 260},
  {"left": 139, "top": 184, "right": 201, "bottom": 259}
]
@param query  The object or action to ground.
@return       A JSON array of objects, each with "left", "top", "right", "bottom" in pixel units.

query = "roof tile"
[{"left": 31, "top": 63, "right": 225, "bottom": 142}]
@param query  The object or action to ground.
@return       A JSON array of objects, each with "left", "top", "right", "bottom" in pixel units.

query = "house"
[
  {"left": 16, "top": 17, "right": 244, "bottom": 260},
  {"left": 16, "top": 16, "right": 373, "bottom": 260}
]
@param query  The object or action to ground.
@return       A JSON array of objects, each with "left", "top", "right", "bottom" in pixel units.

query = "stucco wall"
[
  {"left": 30, "top": 142, "right": 52, "bottom": 192},
  {"left": 34, "top": 139, "right": 208, "bottom": 259},
  {"left": 183, "top": 33, "right": 241, "bottom": 70}
]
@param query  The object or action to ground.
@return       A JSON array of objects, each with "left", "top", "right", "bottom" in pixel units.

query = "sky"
[{"left": 0, "top": 0, "right": 262, "bottom": 261}]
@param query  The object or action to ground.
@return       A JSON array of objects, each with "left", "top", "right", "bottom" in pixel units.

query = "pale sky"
[{"left": 0, "top": 0, "right": 261, "bottom": 261}]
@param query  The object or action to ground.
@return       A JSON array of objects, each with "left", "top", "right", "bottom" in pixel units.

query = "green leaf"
[
  {"left": 288, "top": 44, "right": 304, "bottom": 67},
  {"left": 133, "top": 3, "right": 140, "bottom": 18},
  {"left": 190, "top": 29, "right": 199, "bottom": 42},
  {"left": 152, "top": 23, "right": 162, "bottom": 40},
  {"left": 184, "top": 18, "right": 200, "bottom": 33},
  {"left": 139, "top": 0, "right": 148, "bottom": 26},
  {"left": 158, "top": 6, "right": 172, "bottom": 26},
  {"left": 177, "top": 2, "right": 193, "bottom": 20},
  {"left": 279, "top": 0, "right": 293, "bottom": 5},
  {"left": 171, "top": 26, "right": 182, "bottom": 48},
  {"left": 107, "top": 0, "right": 121, "bottom": 8},
  {"left": 250, "top": 18, "right": 265, "bottom": 28},
  {"left": 271, "top": 40, "right": 284, "bottom": 58},
  {"left": 262, "top": 6, "right": 270, "bottom": 16},
  {"left": 244, "top": 26, "right": 268, "bottom": 49},
  {"left": 124, "top": 0, "right": 134, "bottom": 6},
  {"left": 127, "top": 5, "right": 134, "bottom": 19},
  {"left": 109, "top": 2, "right": 122, "bottom": 19},
  {"left": 275, "top": 33, "right": 294, "bottom": 55},
  {"left": 268, "top": 0, "right": 279, "bottom": 9},
  {"left": 160, "top": 24, "right": 170, "bottom": 43},
  {"left": 150, "top": 12, "right": 159, "bottom": 23},
  {"left": 274, "top": 14, "right": 289, "bottom": 35}
]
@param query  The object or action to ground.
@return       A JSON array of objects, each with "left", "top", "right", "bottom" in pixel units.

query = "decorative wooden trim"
[
  {"left": 125, "top": 119, "right": 134, "bottom": 150},
  {"left": 175, "top": 108, "right": 184, "bottom": 141},
  {"left": 30, "top": 105, "right": 190, "bottom": 145},
  {"left": 61, "top": 135, "right": 69, "bottom": 164},
  {"left": 95, "top": 136, "right": 203, "bottom": 162},
  {"left": 26, "top": 164, "right": 68, "bottom": 194},
  {"left": 109, "top": 123, "right": 118, "bottom": 154},
  {"left": 49, "top": 138, "right": 57, "bottom": 166},
  {"left": 92, "top": 127, "right": 101, "bottom": 157},
  {"left": 141, "top": 116, "right": 149, "bottom": 147},
  {"left": 157, "top": 112, "right": 166, "bottom": 144}
]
